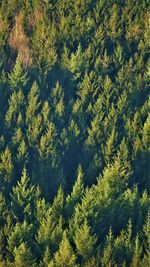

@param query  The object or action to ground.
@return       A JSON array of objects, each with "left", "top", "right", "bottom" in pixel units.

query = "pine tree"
[
  {"left": 38, "top": 122, "right": 57, "bottom": 160},
  {"left": 17, "top": 139, "right": 28, "bottom": 162},
  {"left": 8, "top": 57, "right": 28, "bottom": 90},
  {"left": 12, "top": 242, "right": 35, "bottom": 267},
  {"left": 36, "top": 187, "right": 64, "bottom": 253},
  {"left": 0, "top": 147, "right": 13, "bottom": 185},
  {"left": 109, "top": 4, "right": 121, "bottom": 38},
  {"left": 113, "top": 219, "right": 133, "bottom": 265},
  {"left": 142, "top": 114, "right": 150, "bottom": 149},
  {"left": 26, "top": 81, "right": 40, "bottom": 125},
  {"left": 51, "top": 82, "right": 65, "bottom": 120},
  {"left": 101, "top": 229, "right": 115, "bottom": 267},
  {"left": 113, "top": 44, "right": 124, "bottom": 67},
  {"left": 69, "top": 43, "right": 84, "bottom": 79},
  {"left": 36, "top": 212, "right": 63, "bottom": 254},
  {"left": 66, "top": 164, "right": 84, "bottom": 216},
  {"left": 48, "top": 232, "right": 77, "bottom": 267},
  {"left": 0, "top": 192, "right": 7, "bottom": 227},
  {"left": 104, "top": 127, "right": 118, "bottom": 164},
  {"left": 11, "top": 168, "right": 37, "bottom": 222},
  {"left": 130, "top": 235, "right": 142, "bottom": 267},
  {"left": 12, "top": 127, "right": 23, "bottom": 146},
  {"left": 42, "top": 247, "right": 51, "bottom": 267},
  {"left": 7, "top": 220, "right": 33, "bottom": 256},
  {"left": 0, "top": 192, "right": 8, "bottom": 262},
  {"left": 74, "top": 220, "right": 97, "bottom": 262},
  {"left": 32, "top": 20, "right": 57, "bottom": 73},
  {"left": 34, "top": 197, "right": 48, "bottom": 225},
  {"left": 5, "top": 89, "right": 24, "bottom": 128},
  {"left": 42, "top": 101, "right": 50, "bottom": 126},
  {"left": 141, "top": 211, "right": 150, "bottom": 266}
]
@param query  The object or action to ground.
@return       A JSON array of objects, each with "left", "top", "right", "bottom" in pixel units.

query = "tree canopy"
[{"left": 0, "top": 0, "right": 149, "bottom": 266}]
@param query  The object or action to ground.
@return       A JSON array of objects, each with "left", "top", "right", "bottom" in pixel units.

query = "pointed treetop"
[{"left": 8, "top": 57, "right": 28, "bottom": 90}]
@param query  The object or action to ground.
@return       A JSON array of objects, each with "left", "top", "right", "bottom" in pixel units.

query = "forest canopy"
[{"left": 0, "top": 0, "right": 149, "bottom": 266}]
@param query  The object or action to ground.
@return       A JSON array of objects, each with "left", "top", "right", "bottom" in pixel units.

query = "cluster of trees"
[{"left": 0, "top": 0, "right": 149, "bottom": 266}]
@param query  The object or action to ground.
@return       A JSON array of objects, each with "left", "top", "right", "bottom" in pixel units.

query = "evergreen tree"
[
  {"left": 10, "top": 168, "right": 37, "bottom": 222},
  {"left": 41, "top": 247, "right": 51, "bottom": 267},
  {"left": 36, "top": 187, "right": 64, "bottom": 253},
  {"left": 0, "top": 147, "right": 13, "bottom": 185},
  {"left": 51, "top": 82, "right": 65, "bottom": 121},
  {"left": 0, "top": 192, "right": 7, "bottom": 227},
  {"left": 7, "top": 220, "right": 33, "bottom": 256},
  {"left": 48, "top": 232, "right": 77, "bottom": 267},
  {"left": 130, "top": 235, "right": 142, "bottom": 267},
  {"left": 74, "top": 220, "right": 97, "bottom": 262},
  {"left": 26, "top": 81, "right": 40, "bottom": 125},
  {"left": 66, "top": 164, "right": 84, "bottom": 216},
  {"left": 8, "top": 57, "right": 28, "bottom": 91},
  {"left": 101, "top": 229, "right": 115, "bottom": 267},
  {"left": 5, "top": 89, "right": 25, "bottom": 128},
  {"left": 11, "top": 242, "right": 35, "bottom": 267},
  {"left": 141, "top": 210, "right": 150, "bottom": 266},
  {"left": 32, "top": 20, "right": 57, "bottom": 73}
]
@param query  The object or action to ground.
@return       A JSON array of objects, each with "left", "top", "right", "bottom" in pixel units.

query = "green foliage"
[
  {"left": 8, "top": 58, "right": 28, "bottom": 91},
  {"left": 38, "top": 122, "right": 57, "bottom": 159},
  {"left": 48, "top": 232, "right": 77, "bottom": 267},
  {"left": 5, "top": 90, "right": 24, "bottom": 128},
  {"left": 26, "top": 81, "right": 40, "bottom": 125},
  {"left": 0, "top": 147, "right": 13, "bottom": 184},
  {"left": 0, "top": 0, "right": 149, "bottom": 265},
  {"left": 10, "top": 168, "right": 38, "bottom": 222},
  {"left": 66, "top": 165, "right": 84, "bottom": 216},
  {"left": 74, "top": 220, "right": 97, "bottom": 262},
  {"left": 7, "top": 220, "right": 33, "bottom": 255},
  {"left": 32, "top": 20, "right": 57, "bottom": 72},
  {"left": 11, "top": 242, "right": 35, "bottom": 267}
]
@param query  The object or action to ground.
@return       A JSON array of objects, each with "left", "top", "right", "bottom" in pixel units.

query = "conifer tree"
[
  {"left": 42, "top": 247, "right": 51, "bottom": 267},
  {"left": 12, "top": 242, "right": 35, "bottom": 267},
  {"left": 8, "top": 57, "right": 28, "bottom": 91},
  {"left": 32, "top": 20, "right": 57, "bottom": 73},
  {"left": 51, "top": 82, "right": 65, "bottom": 120},
  {"left": 10, "top": 168, "right": 37, "bottom": 222},
  {"left": 42, "top": 101, "right": 50, "bottom": 126},
  {"left": 0, "top": 147, "right": 13, "bottom": 185},
  {"left": 74, "top": 220, "right": 97, "bottom": 262},
  {"left": 0, "top": 192, "right": 7, "bottom": 227},
  {"left": 69, "top": 44, "right": 84, "bottom": 80},
  {"left": 48, "top": 232, "right": 77, "bottom": 267},
  {"left": 141, "top": 210, "right": 150, "bottom": 266},
  {"left": 36, "top": 187, "right": 64, "bottom": 253},
  {"left": 17, "top": 139, "right": 28, "bottom": 162},
  {"left": 7, "top": 220, "right": 33, "bottom": 256},
  {"left": 26, "top": 81, "right": 40, "bottom": 125},
  {"left": 104, "top": 127, "right": 118, "bottom": 164},
  {"left": 142, "top": 114, "right": 150, "bottom": 149},
  {"left": 38, "top": 122, "right": 57, "bottom": 160},
  {"left": 66, "top": 164, "right": 84, "bottom": 216},
  {"left": 101, "top": 229, "right": 115, "bottom": 267},
  {"left": 5, "top": 90, "right": 24, "bottom": 128},
  {"left": 130, "top": 235, "right": 142, "bottom": 267}
]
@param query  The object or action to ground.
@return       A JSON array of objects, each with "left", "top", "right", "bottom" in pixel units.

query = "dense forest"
[{"left": 0, "top": 0, "right": 150, "bottom": 266}]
